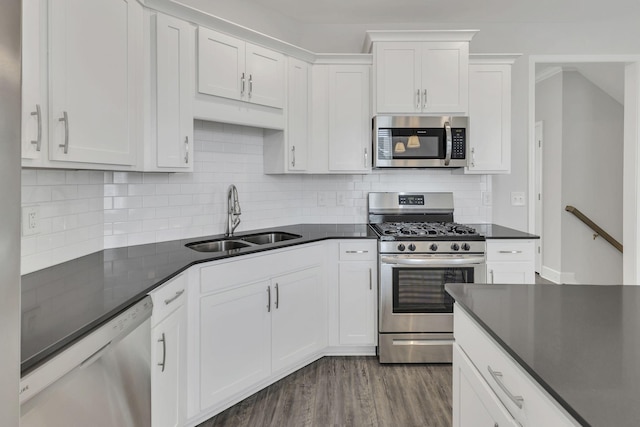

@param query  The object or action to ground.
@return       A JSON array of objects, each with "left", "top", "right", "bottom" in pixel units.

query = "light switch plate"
[
  {"left": 22, "top": 206, "right": 40, "bottom": 236},
  {"left": 511, "top": 192, "right": 526, "bottom": 206},
  {"left": 482, "top": 192, "right": 492, "bottom": 206}
]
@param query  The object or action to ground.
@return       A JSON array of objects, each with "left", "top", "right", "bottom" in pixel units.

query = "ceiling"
[{"left": 241, "top": 0, "right": 640, "bottom": 25}]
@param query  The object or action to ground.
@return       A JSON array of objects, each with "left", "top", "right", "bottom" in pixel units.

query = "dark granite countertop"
[
  {"left": 446, "top": 283, "right": 640, "bottom": 427},
  {"left": 21, "top": 223, "right": 375, "bottom": 375},
  {"left": 468, "top": 223, "right": 539, "bottom": 239}
]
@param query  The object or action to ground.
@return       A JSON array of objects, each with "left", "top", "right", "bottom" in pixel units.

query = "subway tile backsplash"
[{"left": 21, "top": 120, "right": 491, "bottom": 274}]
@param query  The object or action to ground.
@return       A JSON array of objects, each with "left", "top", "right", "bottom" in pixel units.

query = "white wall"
[
  {"left": 535, "top": 70, "right": 623, "bottom": 284},
  {"left": 535, "top": 72, "right": 563, "bottom": 275},
  {"left": 561, "top": 71, "right": 623, "bottom": 284},
  {"left": 21, "top": 120, "right": 491, "bottom": 274}
]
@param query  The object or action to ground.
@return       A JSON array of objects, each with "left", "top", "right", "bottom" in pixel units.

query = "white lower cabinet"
[
  {"left": 149, "top": 273, "right": 187, "bottom": 427},
  {"left": 486, "top": 240, "right": 536, "bottom": 284},
  {"left": 454, "top": 305, "right": 580, "bottom": 426},
  {"left": 453, "top": 345, "right": 518, "bottom": 427}
]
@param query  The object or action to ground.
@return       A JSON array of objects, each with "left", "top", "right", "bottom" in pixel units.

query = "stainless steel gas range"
[{"left": 369, "top": 192, "right": 486, "bottom": 364}]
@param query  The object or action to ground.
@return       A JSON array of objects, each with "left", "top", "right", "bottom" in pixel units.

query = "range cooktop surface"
[{"left": 372, "top": 221, "right": 483, "bottom": 241}]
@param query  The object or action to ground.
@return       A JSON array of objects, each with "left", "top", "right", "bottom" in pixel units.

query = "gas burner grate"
[{"left": 374, "top": 222, "right": 479, "bottom": 238}]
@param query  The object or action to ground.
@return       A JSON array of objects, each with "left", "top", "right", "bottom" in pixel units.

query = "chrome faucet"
[{"left": 226, "top": 184, "right": 241, "bottom": 236}]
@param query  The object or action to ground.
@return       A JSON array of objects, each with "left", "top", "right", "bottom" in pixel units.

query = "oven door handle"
[{"left": 381, "top": 256, "right": 485, "bottom": 266}]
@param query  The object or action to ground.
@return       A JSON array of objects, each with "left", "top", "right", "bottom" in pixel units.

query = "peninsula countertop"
[{"left": 446, "top": 283, "right": 640, "bottom": 427}]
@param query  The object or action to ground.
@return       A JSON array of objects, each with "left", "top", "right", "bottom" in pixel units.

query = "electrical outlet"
[
  {"left": 336, "top": 192, "right": 346, "bottom": 206},
  {"left": 482, "top": 192, "right": 492, "bottom": 206},
  {"left": 511, "top": 192, "right": 526, "bottom": 206},
  {"left": 22, "top": 206, "right": 40, "bottom": 236},
  {"left": 317, "top": 192, "right": 326, "bottom": 207}
]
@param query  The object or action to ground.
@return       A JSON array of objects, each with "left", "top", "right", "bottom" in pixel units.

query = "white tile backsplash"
[{"left": 21, "top": 119, "right": 491, "bottom": 274}]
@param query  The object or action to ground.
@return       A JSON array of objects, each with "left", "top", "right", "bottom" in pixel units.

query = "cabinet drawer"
[
  {"left": 150, "top": 273, "right": 187, "bottom": 325},
  {"left": 454, "top": 305, "right": 579, "bottom": 426},
  {"left": 339, "top": 241, "right": 377, "bottom": 261},
  {"left": 486, "top": 240, "right": 535, "bottom": 262}
]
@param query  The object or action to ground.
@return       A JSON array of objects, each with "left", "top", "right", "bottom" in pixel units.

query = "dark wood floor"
[{"left": 198, "top": 356, "right": 452, "bottom": 427}]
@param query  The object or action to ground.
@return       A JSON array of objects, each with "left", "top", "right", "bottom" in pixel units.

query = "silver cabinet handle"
[
  {"left": 184, "top": 136, "right": 189, "bottom": 164},
  {"left": 444, "top": 121, "right": 452, "bottom": 166},
  {"left": 267, "top": 286, "right": 271, "bottom": 312},
  {"left": 499, "top": 250, "right": 523, "bottom": 254},
  {"left": 422, "top": 89, "right": 427, "bottom": 109},
  {"left": 291, "top": 145, "right": 296, "bottom": 167},
  {"left": 471, "top": 147, "right": 476, "bottom": 168},
  {"left": 346, "top": 250, "right": 368, "bottom": 254},
  {"left": 59, "top": 111, "right": 69, "bottom": 154},
  {"left": 158, "top": 333, "right": 166, "bottom": 372},
  {"left": 416, "top": 89, "right": 420, "bottom": 110},
  {"left": 275, "top": 283, "right": 279, "bottom": 309},
  {"left": 364, "top": 148, "right": 368, "bottom": 168},
  {"left": 490, "top": 269, "right": 494, "bottom": 284},
  {"left": 248, "top": 74, "right": 253, "bottom": 98},
  {"left": 240, "top": 72, "right": 245, "bottom": 95},
  {"left": 487, "top": 366, "right": 524, "bottom": 409},
  {"left": 164, "top": 289, "right": 185, "bottom": 305},
  {"left": 31, "top": 104, "right": 42, "bottom": 151},
  {"left": 369, "top": 268, "right": 372, "bottom": 290}
]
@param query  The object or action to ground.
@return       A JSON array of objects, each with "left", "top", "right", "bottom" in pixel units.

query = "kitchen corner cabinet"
[
  {"left": 198, "top": 27, "right": 285, "bottom": 109},
  {"left": 308, "top": 61, "right": 372, "bottom": 174},
  {"left": 465, "top": 55, "right": 518, "bottom": 174},
  {"left": 263, "top": 57, "right": 311, "bottom": 174},
  {"left": 48, "top": 0, "right": 142, "bottom": 168},
  {"left": 454, "top": 305, "right": 580, "bottom": 426},
  {"left": 149, "top": 273, "right": 188, "bottom": 427},
  {"left": 143, "top": 11, "right": 195, "bottom": 171},
  {"left": 486, "top": 239, "right": 535, "bottom": 284},
  {"left": 374, "top": 41, "right": 469, "bottom": 115},
  {"left": 336, "top": 241, "right": 377, "bottom": 346},
  {"left": 192, "top": 244, "right": 325, "bottom": 419}
]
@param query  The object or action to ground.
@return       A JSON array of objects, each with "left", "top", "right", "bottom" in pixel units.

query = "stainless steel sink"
[
  {"left": 240, "top": 232, "right": 302, "bottom": 245},
  {"left": 186, "top": 239, "right": 252, "bottom": 253}
]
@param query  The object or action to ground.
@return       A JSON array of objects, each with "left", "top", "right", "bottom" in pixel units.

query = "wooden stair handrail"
[{"left": 565, "top": 205, "right": 623, "bottom": 253}]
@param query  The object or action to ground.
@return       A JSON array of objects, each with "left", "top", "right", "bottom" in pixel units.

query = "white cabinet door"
[
  {"left": 287, "top": 58, "right": 309, "bottom": 171},
  {"left": 22, "top": 0, "right": 46, "bottom": 163},
  {"left": 153, "top": 13, "right": 194, "bottom": 170},
  {"left": 338, "top": 262, "right": 376, "bottom": 345},
  {"left": 199, "top": 281, "right": 272, "bottom": 411},
  {"left": 49, "top": 0, "right": 140, "bottom": 166},
  {"left": 466, "top": 62, "right": 512, "bottom": 174},
  {"left": 375, "top": 42, "right": 421, "bottom": 114},
  {"left": 328, "top": 65, "right": 371, "bottom": 172},
  {"left": 151, "top": 304, "right": 186, "bottom": 427},
  {"left": 453, "top": 345, "right": 519, "bottom": 427},
  {"left": 197, "top": 27, "right": 245, "bottom": 101},
  {"left": 245, "top": 43, "right": 285, "bottom": 109},
  {"left": 271, "top": 267, "right": 324, "bottom": 373},
  {"left": 486, "top": 239, "right": 535, "bottom": 284},
  {"left": 422, "top": 42, "right": 468, "bottom": 114}
]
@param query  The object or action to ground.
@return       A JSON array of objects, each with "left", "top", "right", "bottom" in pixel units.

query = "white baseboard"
[{"left": 541, "top": 266, "right": 577, "bottom": 284}]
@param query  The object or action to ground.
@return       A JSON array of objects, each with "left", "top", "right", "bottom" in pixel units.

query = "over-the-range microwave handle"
[
  {"left": 381, "top": 255, "right": 485, "bottom": 266},
  {"left": 444, "top": 121, "right": 452, "bottom": 166}
]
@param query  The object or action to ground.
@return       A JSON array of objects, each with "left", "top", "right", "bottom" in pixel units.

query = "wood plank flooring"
[{"left": 198, "top": 356, "right": 452, "bottom": 427}]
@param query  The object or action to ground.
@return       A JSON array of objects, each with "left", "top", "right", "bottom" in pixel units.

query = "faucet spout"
[{"left": 226, "top": 184, "right": 242, "bottom": 236}]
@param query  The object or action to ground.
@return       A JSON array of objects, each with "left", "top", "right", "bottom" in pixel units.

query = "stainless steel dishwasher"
[{"left": 20, "top": 296, "right": 153, "bottom": 427}]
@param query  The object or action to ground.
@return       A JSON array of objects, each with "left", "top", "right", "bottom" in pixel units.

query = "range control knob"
[
  {"left": 451, "top": 243, "right": 460, "bottom": 251},
  {"left": 397, "top": 244, "right": 406, "bottom": 252},
  {"left": 408, "top": 244, "right": 416, "bottom": 252},
  {"left": 461, "top": 243, "right": 471, "bottom": 251},
  {"left": 429, "top": 243, "right": 439, "bottom": 252}
]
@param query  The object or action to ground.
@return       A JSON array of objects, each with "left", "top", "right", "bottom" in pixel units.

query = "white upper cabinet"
[
  {"left": 369, "top": 31, "right": 476, "bottom": 115},
  {"left": 21, "top": 0, "right": 46, "bottom": 165},
  {"left": 466, "top": 55, "right": 519, "bottom": 174},
  {"left": 143, "top": 11, "right": 195, "bottom": 171},
  {"left": 48, "top": 0, "right": 142, "bottom": 167},
  {"left": 198, "top": 27, "right": 284, "bottom": 109},
  {"left": 286, "top": 58, "right": 310, "bottom": 172},
  {"left": 328, "top": 65, "right": 371, "bottom": 172}
]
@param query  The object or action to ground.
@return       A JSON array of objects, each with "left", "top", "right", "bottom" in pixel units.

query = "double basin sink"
[{"left": 186, "top": 232, "right": 302, "bottom": 253}]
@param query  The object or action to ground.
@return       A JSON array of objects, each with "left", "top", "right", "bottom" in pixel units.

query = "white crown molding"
[
  {"left": 363, "top": 29, "right": 479, "bottom": 53},
  {"left": 469, "top": 53, "right": 522, "bottom": 65},
  {"left": 314, "top": 53, "right": 373, "bottom": 65}
]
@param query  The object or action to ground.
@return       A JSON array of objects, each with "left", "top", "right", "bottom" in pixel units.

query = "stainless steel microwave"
[{"left": 373, "top": 115, "right": 468, "bottom": 168}]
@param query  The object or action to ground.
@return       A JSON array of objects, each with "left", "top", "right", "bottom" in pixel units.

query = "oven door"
[{"left": 379, "top": 254, "right": 486, "bottom": 333}]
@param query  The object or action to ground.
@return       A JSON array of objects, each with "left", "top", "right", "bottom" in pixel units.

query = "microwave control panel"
[{"left": 451, "top": 129, "right": 466, "bottom": 159}]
